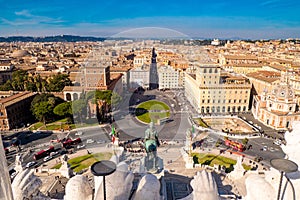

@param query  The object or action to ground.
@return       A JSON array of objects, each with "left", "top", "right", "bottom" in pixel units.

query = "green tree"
[
  {"left": 46, "top": 73, "right": 72, "bottom": 92},
  {"left": 72, "top": 99, "right": 86, "bottom": 124},
  {"left": 32, "top": 101, "right": 53, "bottom": 124},
  {"left": 11, "top": 70, "right": 28, "bottom": 91},
  {"left": 54, "top": 102, "right": 72, "bottom": 115},
  {"left": 111, "top": 92, "right": 122, "bottom": 107},
  {"left": 31, "top": 93, "right": 64, "bottom": 123},
  {"left": 54, "top": 102, "right": 73, "bottom": 122}
]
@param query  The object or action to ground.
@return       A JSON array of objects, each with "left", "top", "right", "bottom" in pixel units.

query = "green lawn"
[
  {"left": 192, "top": 153, "right": 252, "bottom": 172},
  {"left": 29, "top": 118, "right": 99, "bottom": 131},
  {"left": 136, "top": 100, "right": 170, "bottom": 123},
  {"left": 29, "top": 122, "right": 44, "bottom": 131},
  {"left": 52, "top": 152, "right": 112, "bottom": 173}
]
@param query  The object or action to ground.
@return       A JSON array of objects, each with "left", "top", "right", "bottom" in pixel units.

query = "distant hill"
[{"left": 0, "top": 35, "right": 106, "bottom": 42}]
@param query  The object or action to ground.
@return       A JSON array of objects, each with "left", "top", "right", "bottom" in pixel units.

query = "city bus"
[
  {"left": 225, "top": 139, "right": 245, "bottom": 152},
  {"left": 33, "top": 146, "right": 55, "bottom": 160}
]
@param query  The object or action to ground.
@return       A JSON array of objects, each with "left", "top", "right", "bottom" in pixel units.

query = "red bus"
[
  {"left": 62, "top": 138, "right": 82, "bottom": 148},
  {"left": 33, "top": 146, "right": 55, "bottom": 160},
  {"left": 225, "top": 139, "right": 244, "bottom": 152}
]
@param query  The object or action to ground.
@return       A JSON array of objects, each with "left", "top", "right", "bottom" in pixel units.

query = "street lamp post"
[
  {"left": 270, "top": 158, "right": 298, "bottom": 200},
  {"left": 91, "top": 160, "right": 116, "bottom": 200}
]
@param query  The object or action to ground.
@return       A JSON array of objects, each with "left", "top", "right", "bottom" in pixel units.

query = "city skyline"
[{"left": 1, "top": 0, "right": 300, "bottom": 39}]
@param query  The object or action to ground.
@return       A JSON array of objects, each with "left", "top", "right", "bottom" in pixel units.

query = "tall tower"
[{"left": 149, "top": 48, "right": 159, "bottom": 90}]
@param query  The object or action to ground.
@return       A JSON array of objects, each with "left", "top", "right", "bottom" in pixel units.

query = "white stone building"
[
  {"left": 158, "top": 65, "right": 180, "bottom": 90},
  {"left": 129, "top": 66, "right": 149, "bottom": 89},
  {"left": 185, "top": 65, "right": 251, "bottom": 114}
]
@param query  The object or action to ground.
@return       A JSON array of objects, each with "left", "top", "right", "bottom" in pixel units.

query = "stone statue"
[
  {"left": 143, "top": 122, "right": 162, "bottom": 172},
  {"left": 64, "top": 175, "right": 93, "bottom": 200},
  {"left": 94, "top": 162, "right": 134, "bottom": 200},
  {"left": 11, "top": 169, "right": 50, "bottom": 200},
  {"left": 227, "top": 156, "right": 245, "bottom": 180},
  {"left": 180, "top": 170, "right": 219, "bottom": 200},
  {"left": 132, "top": 174, "right": 162, "bottom": 200},
  {"left": 59, "top": 154, "right": 73, "bottom": 178},
  {"left": 15, "top": 153, "right": 24, "bottom": 173}
]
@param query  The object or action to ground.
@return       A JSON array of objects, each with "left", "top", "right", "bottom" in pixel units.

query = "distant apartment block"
[
  {"left": 246, "top": 70, "right": 281, "bottom": 95},
  {"left": 63, "top": 65, "right": 123, "bottom": 101},
  {"left": 129, "top": 66, "right": 149, "bottom": 89},
  {"left": 185, "top": 65, "right": 251, "bottom": 114},
  {"left": 0, "top": 92, "right": 36, "bottom": 131},
  {"left": 158, "top": 65, "right": 180, "bottom": 90}
]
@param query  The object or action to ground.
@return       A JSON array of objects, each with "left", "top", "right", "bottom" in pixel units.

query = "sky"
[{"left": 0, "top": 0, "right": 300, "bottom": 39}]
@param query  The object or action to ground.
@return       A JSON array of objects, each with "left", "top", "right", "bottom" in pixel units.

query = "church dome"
[
  {"left": 271, "top": 83, "right": 294, "bottom": 100},
  {"left": 11, "top": 50, "right": 30, "bottom": 58}
]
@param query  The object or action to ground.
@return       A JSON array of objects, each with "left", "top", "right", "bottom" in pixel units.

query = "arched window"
[
  {"left": 217, "top": 106, "right": 220, "bottom": 113},
  {"left": 222, "top": 106, "right": 226, "bottom": 112},
  {"left": 73, "top": 93, "right": 78, "bottom": 100},
  {"left": 66, "top": 93, "right": 71, "bottom": 101},
  {"left": 209, "top": 68, "right": 212, "bottom": 73},
  {"left": 206, "top": 106, "right": 210, "bottom": 113}
]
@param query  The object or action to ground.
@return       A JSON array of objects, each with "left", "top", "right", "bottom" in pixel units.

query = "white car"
[
  {"left": 75, "top": 131, "right": 83, "bottom": 136},
  {"left": 97, "top": 140, "right": 105, "bottom": 144},
  {"left": 26, "top": 161, "right": 37, "bottom": 168},
  {"left": 274, "top": 140, "right": 282, "bottom": 146},
  {"left": 77, "top": 144, "right": 85, "bottom": 149},
  {"left": 50, "top": 151, "right": 59, "bottom": 157},
  {"left": 43, "top": 156, "right": 52, "bottom": 162},
  {"left": 262, "top": 146, "right": 268, "bottom": 151},
  {"left": 86, "top": 139, "right": 95, "bottom": 144}
]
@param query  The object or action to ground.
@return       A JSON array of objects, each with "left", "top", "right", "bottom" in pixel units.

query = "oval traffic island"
[{"left": 135, "top": 100, "right": 170, "bottom": 124}]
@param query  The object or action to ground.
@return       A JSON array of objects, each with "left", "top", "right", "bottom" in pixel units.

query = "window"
[
  {"left": 209, "top": 68, "right": 212, "bottom": 73},
  {"left": 229, "top": 100, "right": 231, "bottom": 103},
  {"left": 207, "top": 99, "right": 210, "bottom": 103}
]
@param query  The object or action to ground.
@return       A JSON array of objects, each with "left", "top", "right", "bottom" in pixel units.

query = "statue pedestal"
[{"left": 185, "top": 156, "right": 194, "bottom": 169}]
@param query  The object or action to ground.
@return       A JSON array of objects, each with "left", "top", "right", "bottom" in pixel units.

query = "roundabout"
[{"left": 135, "top": 100, "right": 170, "bottom": 124}]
